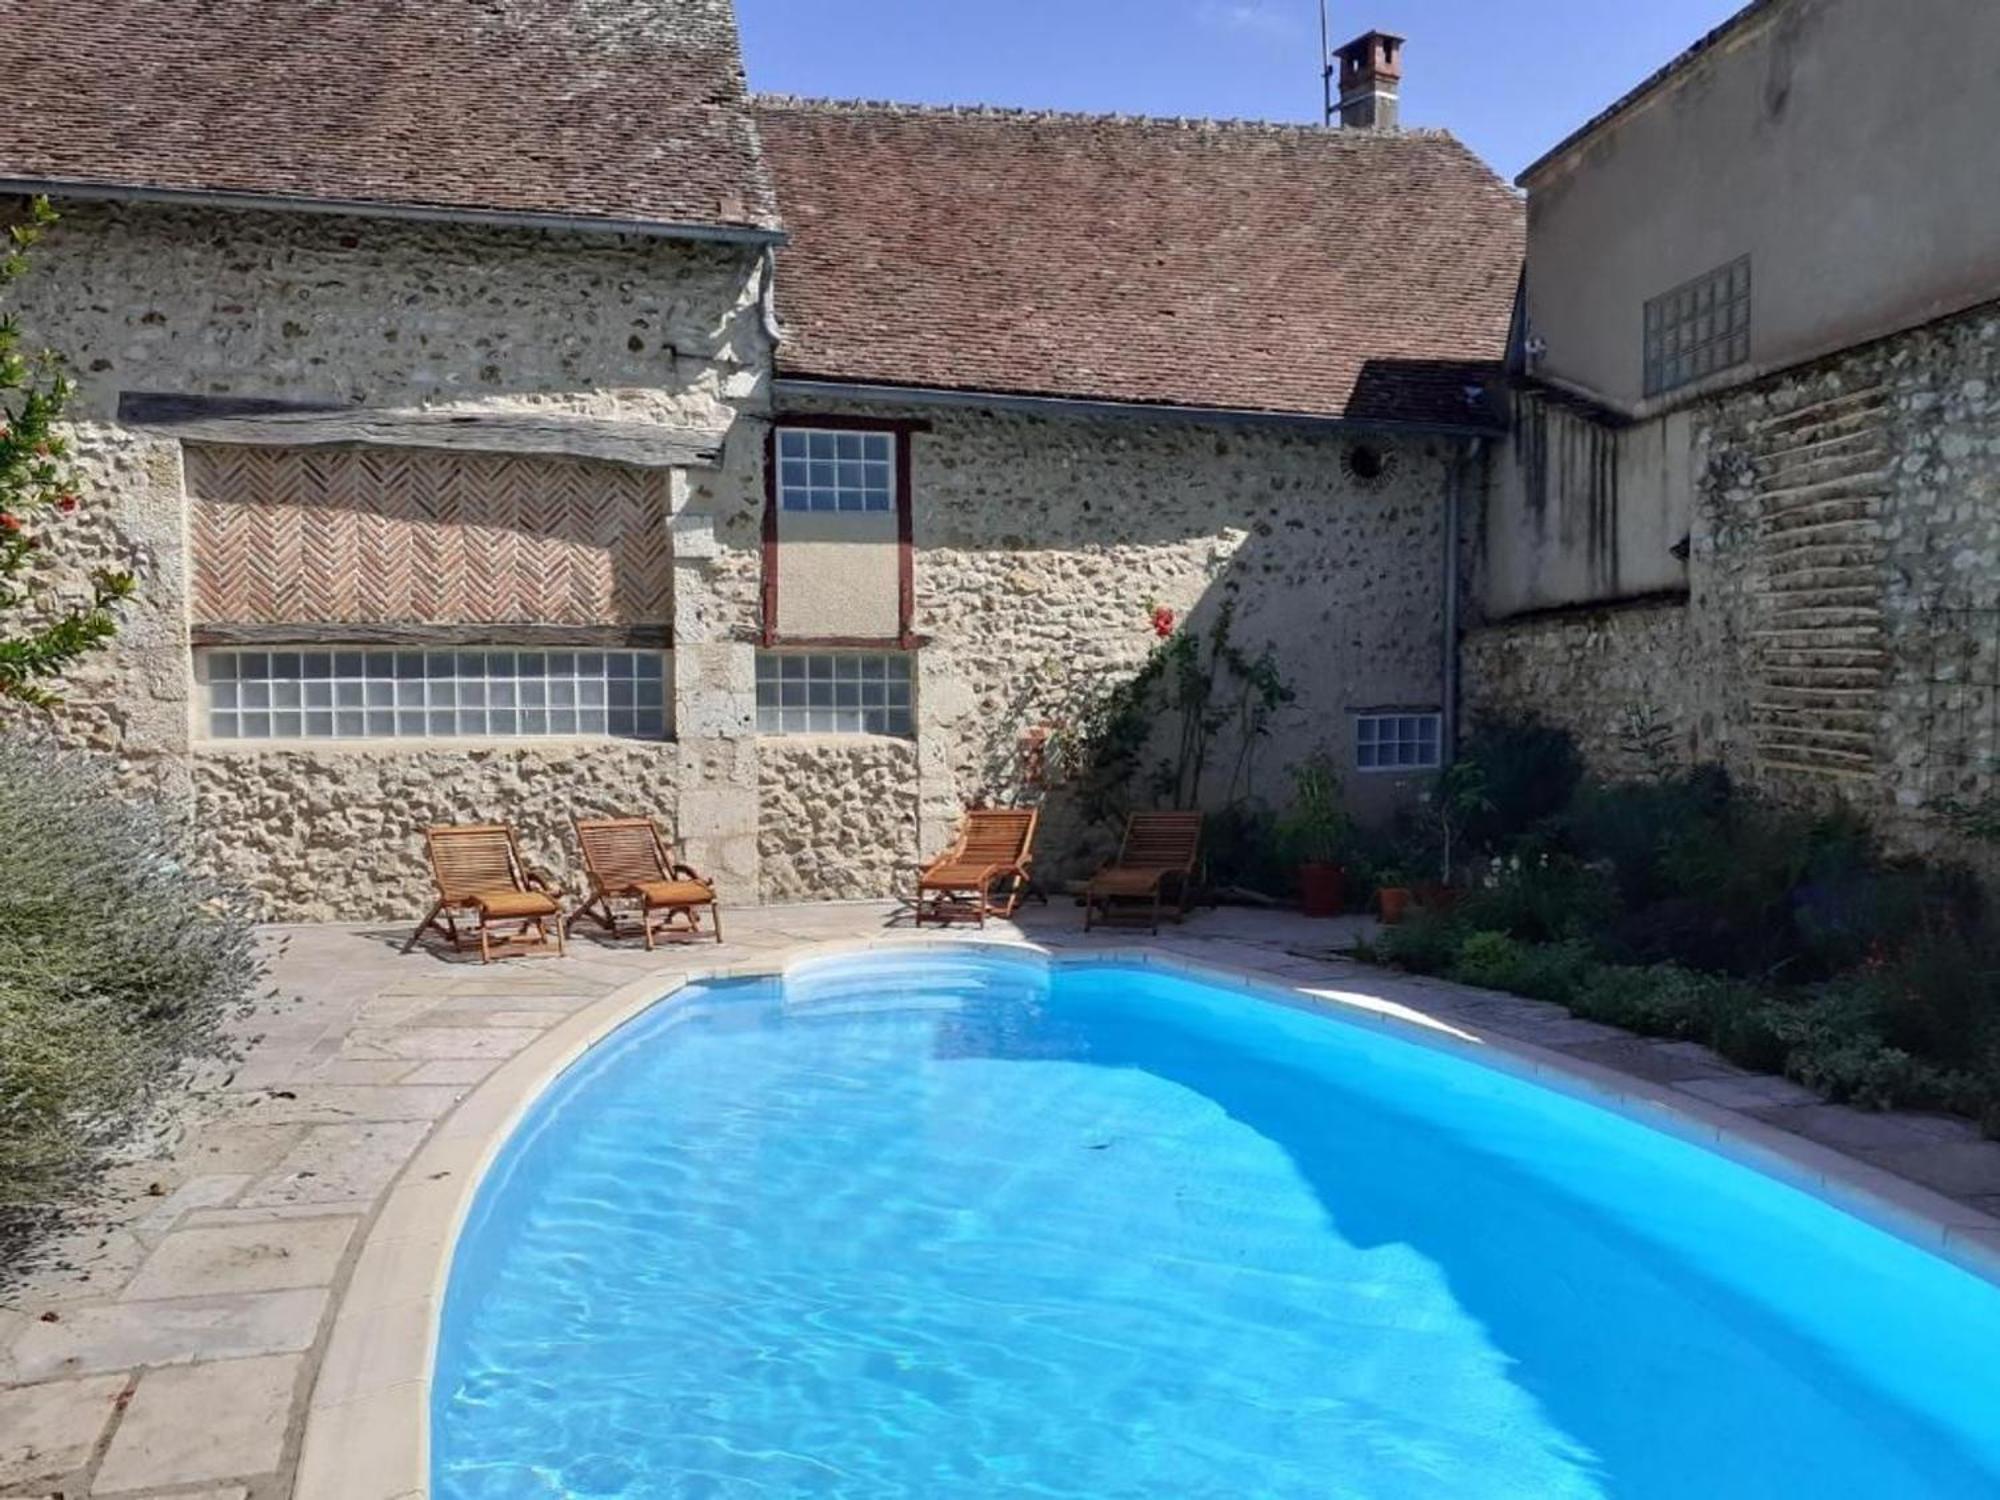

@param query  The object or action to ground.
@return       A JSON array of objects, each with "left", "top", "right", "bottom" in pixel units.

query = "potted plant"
[
  {"left": 1417, "top": 757, "right": 1493, "bottom": 910},
  {"left": 1374, "top": 863, "right": 1414, "bottom": 926},
  {"left": 1277, "top": 754, "right": 1351, "bottom": 918}
]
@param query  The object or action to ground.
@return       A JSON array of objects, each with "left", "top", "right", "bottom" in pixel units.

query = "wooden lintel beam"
[
  {"left": 190, "top": 622, "right": 673, "bottom": 649},
  {"left": 118, "top": 392, "right": 726, "bottom": 471}
]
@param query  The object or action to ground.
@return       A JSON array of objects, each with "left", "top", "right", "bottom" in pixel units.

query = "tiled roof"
[
  {"left": 1, "top": 0, "right": 780, "bottom": 236},
  {"left": 755, "top": 98, "right": 1524, "bottom": 426}
]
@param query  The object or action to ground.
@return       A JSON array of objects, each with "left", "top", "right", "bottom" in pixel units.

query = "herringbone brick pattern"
[{"left": 187, "top": 445, "right": 671, "bottom": 625}]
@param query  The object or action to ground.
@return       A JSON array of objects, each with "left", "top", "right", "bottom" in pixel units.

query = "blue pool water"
[{"left": 434, "top": 949, "right": 2000, "bottom": 1498}]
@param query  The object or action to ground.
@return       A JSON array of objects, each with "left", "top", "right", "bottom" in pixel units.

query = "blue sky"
[{"left": 736, "top": 1, "right": 1748, "bottom": 181}]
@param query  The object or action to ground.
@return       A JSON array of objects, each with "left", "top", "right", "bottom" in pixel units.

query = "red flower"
[
  {"left": 1151, "top": 605, "right": 1176, "bottom": 638},
  {"left": 57, "top": 493, "right": 79, "bottom": 513},
  {"left": 0, "top": 513, "right": 21, "bottom": 533}
]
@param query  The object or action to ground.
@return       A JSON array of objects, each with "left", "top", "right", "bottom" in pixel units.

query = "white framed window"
[
  {"left": 775, "top": 428, "right": 894, "bottom": 513},
  {"left": 756, "top": 652, "right": 912, "bottom": 735},
  {"left": 1355, "top": 712, "right": 1441, "bottom": 772},
  {"left": 200, "top": 648, "right": 669, "bottom": 741}
]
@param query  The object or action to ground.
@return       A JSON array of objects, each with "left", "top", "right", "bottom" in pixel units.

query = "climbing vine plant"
[
  {"left": 0, "top": 197, "right": 133, "bottom": 707},
  {"left": 1035, "top": 598, "right": 1296, "bottom": 828}
]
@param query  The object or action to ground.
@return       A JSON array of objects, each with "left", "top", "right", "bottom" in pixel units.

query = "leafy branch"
[{"left": 0, "top": 196, "right": 134, "bottom": 708}]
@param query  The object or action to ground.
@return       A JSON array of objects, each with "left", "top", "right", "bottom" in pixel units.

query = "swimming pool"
[{"left": 432, "top": 947, "right": 2000, "bottom": 1498}]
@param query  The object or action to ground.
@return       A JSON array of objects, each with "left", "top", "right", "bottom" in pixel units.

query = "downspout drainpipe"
[{"left": 1441, "top": 437, "right": 1483, "bottom": 766}]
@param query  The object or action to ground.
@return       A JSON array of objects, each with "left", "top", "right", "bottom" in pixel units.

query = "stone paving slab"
[
  {"left": 0, "top": 1371, "right": 127, "bottom": 1487},
  {"left": 239, "top": 1122, "right": 434, "bottom": 1208},
  {"left": 4, "top": 1289, "right": 327, "bottom": 1383},
  {"left": 4, "top": 900, "right": 1997, "bottom": 1499},
  {"left": 1560, "top": 1035, "right": 1741, "bottom": 1085},
  {"left": 123, "top": 1219, "right": 357, "bottom": 1301},
  {"left": 93, "top": 1355, "right": 299, "bottom": 1493}
]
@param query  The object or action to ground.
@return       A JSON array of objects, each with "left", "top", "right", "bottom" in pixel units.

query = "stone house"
[
  {"left": 1, "top": 3, "right": 1523, "bottom": 918},
  {"left": 1466, "top": 0, "right": 2000, "bottom": 859}
]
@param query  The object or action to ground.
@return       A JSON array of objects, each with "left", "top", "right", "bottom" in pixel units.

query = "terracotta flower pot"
[
  {"left": 1377, "top": 886, "right": 1412, "bottom": 926},
  {"left": 1415, "top": 882, "right": 1459, "bottom": 913},
  {"left": 1298, "top": 862, "right": 1346, "bottom": 918}
]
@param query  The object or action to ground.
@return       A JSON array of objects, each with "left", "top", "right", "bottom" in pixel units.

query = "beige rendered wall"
[
  {"left": 772, "top": 513, "right": 901, "bottom": 638},
  {"left": 1483, "top": 394, "right": 1694, "bottom": 617},
  {"left": 6, "top": 197, "right": 773, "bottom": 920},
  {"left": 1522, "top": 0, "right": 2000, "bottom": 416}
]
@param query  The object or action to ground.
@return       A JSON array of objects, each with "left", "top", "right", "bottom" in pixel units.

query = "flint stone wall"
[
  {"left": 6, "top": 198, "right": 771, "bottom": 917},
  {"left": 774, "top": 396, "right": 1460, "bottom": 886},
  {"left": 1468, "top": 299, "right": 2000, "bottom": 856}
]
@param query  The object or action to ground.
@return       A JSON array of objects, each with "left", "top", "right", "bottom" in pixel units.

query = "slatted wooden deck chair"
[
  {"left": 404, "top": 823, "right": 565, "bottom": 962},
  {"left": 914, "top": 807, "right": 1040, "bottom": 928},
  {"left": 568, "top": 816, "right": 722, "bottom": 950},
  {"left": 1083, "top": 811, "right": 1204, "bottom": 935}
]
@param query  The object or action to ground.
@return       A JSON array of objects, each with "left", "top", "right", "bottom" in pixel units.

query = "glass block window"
[
  {"left": 755, "top": 652, "right": 913, "bottom": 735},
  {"left": 775, "top": 428, "right": 894, "bottom": 513},
  {"left": 1644, "top": 255, "right": 1750, "bottom": 396},
  {"left": 202, "top": 649, "right": 668, "bottom": 741},
  {"left": 1355, "top": 712, "right": 1442, "bottom": 772}
]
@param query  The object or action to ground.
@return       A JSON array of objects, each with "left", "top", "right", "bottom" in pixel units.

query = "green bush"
[
  {"left": 1374, "top": 909, "right": 1467, "bottom": 975},
  {"left": 1562, "top": 767, "right": 1730, "bottom": 907},
  {"left": 1449, "top": 930, "right": 1594, "bottom": 1005},
  {"left": 1570, "top": 963, "right": 1737, "bottom": 1040},
  {"left": 1458, "top": 851, "right": 1621, "bottom": 945},
  {"left": 1354, "top": 717, "right": 2000, "bottom": 1135},
  {"left": 1448, "top": 929, "right": 1528, "bottom": 990},
  {"left": 0, "top": 737, "right": 262, "bottom": 1274},
  {"left": 1456, "top": 718, "right": 1583, "bottom": 849}
]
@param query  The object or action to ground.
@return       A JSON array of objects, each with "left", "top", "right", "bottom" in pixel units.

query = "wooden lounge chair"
[
  {"left": 569, "top": 816, "right": 722, "bottom": 949},
  {"left": 1083, "top": 811, "right": 1204, "bottom": 934},
  {"left": 915, "top": 807, "right": 1039, "bottom": 927},
  {"left": 404, "top": 823, "right": 565, "bottom": 962}
]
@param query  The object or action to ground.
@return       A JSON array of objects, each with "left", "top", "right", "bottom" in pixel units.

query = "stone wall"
[
  {"left": 1463, "top": 599, "right": 1699, "bottom": 778},
  {"left": 15, "top": 199, "right": 1469, "bottom": 918},
  {"left": 783, "top": 397, "right": 1461, "bottom": 880},
  {"left": 756, "top": 737, "right": 920, "bottom": 901},
  {"left": 1468, "top": 298, "right": 2000, "bottom": 855},
  {"left": 7, "top": 196, "right": 773, "bottom": 916},
  {"left": 192, "top": 742, "right": 679, "bottom": 924}
]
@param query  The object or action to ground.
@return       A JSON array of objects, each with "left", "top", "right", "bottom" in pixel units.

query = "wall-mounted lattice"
[
  {"left": 1743, "top": 384, "right": 1892, "bottom": 781},
  {"left": 187, "top": 445, "right": 671, "bottom": 627}
]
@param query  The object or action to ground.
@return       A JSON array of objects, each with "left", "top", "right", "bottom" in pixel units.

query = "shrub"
[
  {"left": 0, "top": 737, "right": 262, "bottom": 1275},
  {"left": 1457, "top": 717, "right": 1583, "bottom": 849},
  {"left": 1865, "top": 928, "right": 2000, "bottom": 1067},
  {"left": 1201, "top": 801, "right": 1288, "bottom": 898},
  {"left": 1562, "top": 766, "right": 1730, "bottom": 908},
  {"left": 1449, "top": 929, "right": 1528, "bottom": 991},
  {"left": 1374, "top": 909, "right": 1467, "bottom": 975},
  {"left": 1707, "top": 993, "right": 1792, "bottom": 1074},
  {"left": 1458, "top": 851, "right": 1622, "bottom": 945}
]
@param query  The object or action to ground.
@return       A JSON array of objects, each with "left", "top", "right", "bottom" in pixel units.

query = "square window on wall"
[{"left": 1354, "top": 712, "right": 1442, "bottom": 773}]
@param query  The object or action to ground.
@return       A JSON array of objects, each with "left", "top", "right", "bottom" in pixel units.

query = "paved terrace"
[{"left": 4, "top": 903, "right": 1999, "bottom": 1498}]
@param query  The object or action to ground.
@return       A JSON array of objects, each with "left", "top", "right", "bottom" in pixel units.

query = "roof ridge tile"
[{"left": 751, "top": 92, "right": 1464, "bottom": 143}]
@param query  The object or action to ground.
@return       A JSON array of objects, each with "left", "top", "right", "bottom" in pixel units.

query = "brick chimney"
[{"left": 1334, "top": 30, "right": 1403, "bottom": 130}]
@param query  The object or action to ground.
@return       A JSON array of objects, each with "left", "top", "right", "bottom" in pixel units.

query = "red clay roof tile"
[
  {"left": 2, "top": 0, "right": 779, "bottom": 234},
  {"left": 755, "top": 98, "right": 1524, "bottom": 424}
]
